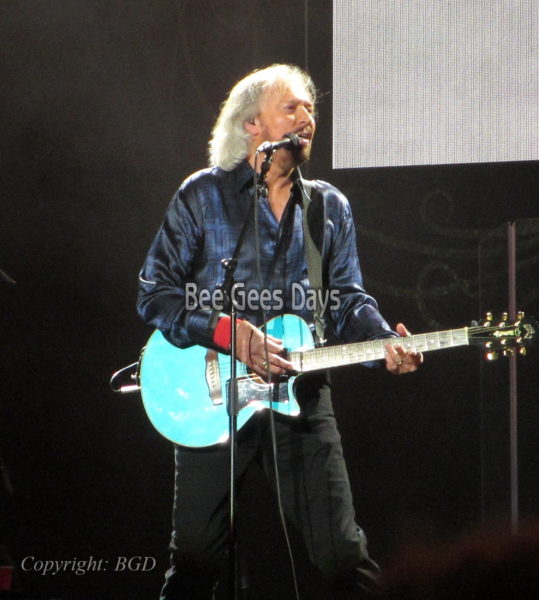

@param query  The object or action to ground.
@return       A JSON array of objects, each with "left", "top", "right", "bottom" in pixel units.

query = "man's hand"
[
  {"left": 236, "top": 320, "right": 293, "bottom": 377},
  {"left": 384, "top": 323, "right": 424, "bottom": 375}
]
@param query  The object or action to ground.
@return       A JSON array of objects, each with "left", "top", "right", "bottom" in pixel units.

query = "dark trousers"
[{"left": 160, "top": 374, "right": 381, "bottom": 599}]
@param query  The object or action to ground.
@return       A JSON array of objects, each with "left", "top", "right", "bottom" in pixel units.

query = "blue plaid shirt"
[{"left": 137, "top": 160, "right": 394, "bottom": 349}]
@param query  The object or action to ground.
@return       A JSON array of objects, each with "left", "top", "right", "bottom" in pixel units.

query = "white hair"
[{"left": 208, "top": 64, "right": 316, "bottom": 171}]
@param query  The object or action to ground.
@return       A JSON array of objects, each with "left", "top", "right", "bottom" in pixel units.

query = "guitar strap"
[{"left": 298, "top": 176, "right": 327, "bottom": 346}]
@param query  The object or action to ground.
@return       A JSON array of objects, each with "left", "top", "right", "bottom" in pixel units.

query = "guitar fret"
[
  {"left": 352, "top": 345, "right": 362, "bottom": 363},
  {"left": 451, "top": 328, "right": 468, "bottom": 346},
  {"left": 372, "top": 339, "right": 385, "bottom": 359},
  {"left": 403, "top": 338, "right": 415, "bottom": 351},
  {"left": 438, "top": 331, "right": 453, "bottom": 348},
  {"left": 426, "top": 332, "right": 440, "bottom": 350},
  {"left": 331, "top": 346, "right": 344, "bottom": 368},
  {"left": 413, "top": 334, "right": 429, "bottom": 352},
  {"left": 364, "top": 341, "right": 374, "bottom": 361},
  {"left": 352, "top": 343, "right": 365, "bottom": 363}
]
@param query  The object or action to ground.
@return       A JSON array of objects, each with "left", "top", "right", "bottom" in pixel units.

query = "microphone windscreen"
[{"left": 286, "top": 133, "right": 300, "bottom": 150}]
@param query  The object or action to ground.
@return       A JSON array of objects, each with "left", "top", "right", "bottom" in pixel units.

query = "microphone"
[{"left": 256, "top": 133, "right": 300, "bottom": 154}]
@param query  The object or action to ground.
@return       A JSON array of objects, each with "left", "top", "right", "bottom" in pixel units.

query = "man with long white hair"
[{"left": 138, "top": 64, "right": 422, "bottom": 599}]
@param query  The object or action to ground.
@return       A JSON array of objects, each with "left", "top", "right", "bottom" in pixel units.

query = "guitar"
[{"left": 138, "top": 313, "right": 535, "bottom": 448}]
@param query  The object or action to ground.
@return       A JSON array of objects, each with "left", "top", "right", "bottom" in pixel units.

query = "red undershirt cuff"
[{"left": 213, "top": 316, "right": 242, "bottom": 351}]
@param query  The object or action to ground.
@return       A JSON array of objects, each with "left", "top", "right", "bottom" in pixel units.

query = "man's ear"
[{"left": 244, "top": 118, "right": 259, "bottom": 136}]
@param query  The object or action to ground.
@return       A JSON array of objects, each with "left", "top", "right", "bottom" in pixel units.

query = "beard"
[{"left": 291, "top": 141, "right": 312, "bottom": 165}]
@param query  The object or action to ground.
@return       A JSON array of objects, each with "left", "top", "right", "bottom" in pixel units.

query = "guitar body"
[{"left": 139, "top": 314, "right": 314, "bottom": 447}]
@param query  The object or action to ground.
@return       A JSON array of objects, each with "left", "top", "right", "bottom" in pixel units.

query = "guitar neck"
[{"left": 289, "top": 327, "right": 470, "bottom": 373}]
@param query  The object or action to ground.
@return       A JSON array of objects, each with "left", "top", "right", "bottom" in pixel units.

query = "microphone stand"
[
  {"left": 0, "top": 268, "right": 15, "bottom": 498},
  {"left": 208, "top": 152, "right": 274, "bottom": 600},
  {"left": 219, "top": 254, "right": 240, "bottom": 600},
  {"left": 0, "top": 267, "right": 16, "bottom": 596}
]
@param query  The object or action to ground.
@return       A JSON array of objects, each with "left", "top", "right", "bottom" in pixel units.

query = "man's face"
[{"left": 251, "top": 82, "right": 316, "bottom": 165}]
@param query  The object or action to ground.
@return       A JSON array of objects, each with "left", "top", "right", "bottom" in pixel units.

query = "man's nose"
[{"left": 296, "top": 106, "right": 314, "bottom": 125}]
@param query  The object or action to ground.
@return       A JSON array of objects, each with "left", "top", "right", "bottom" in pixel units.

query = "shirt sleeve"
[
  {"left": 324, "top": 185, "right": 397, "bottom": 344},
  {"left": 136, "top": 185, "right": 218, "bottom": 349}
]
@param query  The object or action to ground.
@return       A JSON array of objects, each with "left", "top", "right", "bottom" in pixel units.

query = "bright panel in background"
[{"left": 333, "top": 0, "right": 539, "bottom": 168}]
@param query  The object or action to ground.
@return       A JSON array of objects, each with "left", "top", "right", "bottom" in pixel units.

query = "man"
[{"left": 137, "top": 64, "right": 422, "bottom": 599}]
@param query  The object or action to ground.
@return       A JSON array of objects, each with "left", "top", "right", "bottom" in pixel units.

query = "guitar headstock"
[{"left": 469, "top": 311, "right": 537, "bottom": 360}]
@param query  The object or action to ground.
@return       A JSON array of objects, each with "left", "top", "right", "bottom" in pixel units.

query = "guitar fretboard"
[{"left": 289, "top": 328, "right": 470, "bottom": 373}]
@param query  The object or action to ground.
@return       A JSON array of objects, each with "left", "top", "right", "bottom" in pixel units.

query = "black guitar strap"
[{"left": 298, "top": 176, "right": 327, "bottom": 346}]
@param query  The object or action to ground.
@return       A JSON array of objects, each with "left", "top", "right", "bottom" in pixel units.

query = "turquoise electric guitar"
[{"left": 137, "top": 313, "right": 535, "bottom": 448}]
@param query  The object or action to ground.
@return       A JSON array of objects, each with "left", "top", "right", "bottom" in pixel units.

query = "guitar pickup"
[{"left": 205, "top": 349, "right": 223, "bottom": 405}]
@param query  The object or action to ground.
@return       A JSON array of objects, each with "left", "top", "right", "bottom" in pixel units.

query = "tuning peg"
[
  {"left": 486, "top": 350, "right": 498, "bottom": 361},
  {"left": 503, "top": 348, "right": 514, "bottom": 357},
  {"left": 484, "top": 312, "right": 493, "bottom": 326},
  {"left": 519, "top": 347, "right": 527, "bottom": 357},
  {"left": 517, "top": 310, "right": 525, "bottom": 321},
  {"left": 501, "top": 312, "right": 508, "bottom": 322}
]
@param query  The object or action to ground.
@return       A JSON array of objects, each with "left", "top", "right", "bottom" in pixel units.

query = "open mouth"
[{"left": 297, "top": 132, "right": 312, "bottom": 144}]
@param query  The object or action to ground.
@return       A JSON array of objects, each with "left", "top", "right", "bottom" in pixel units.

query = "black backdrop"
[{"left": 1, "top": 2, "right": 538, "bottom": 599}]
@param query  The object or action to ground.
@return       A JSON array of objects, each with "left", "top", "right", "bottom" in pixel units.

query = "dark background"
[{"left": 1, "top": 1, "right": 538, "bottom": 599}]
